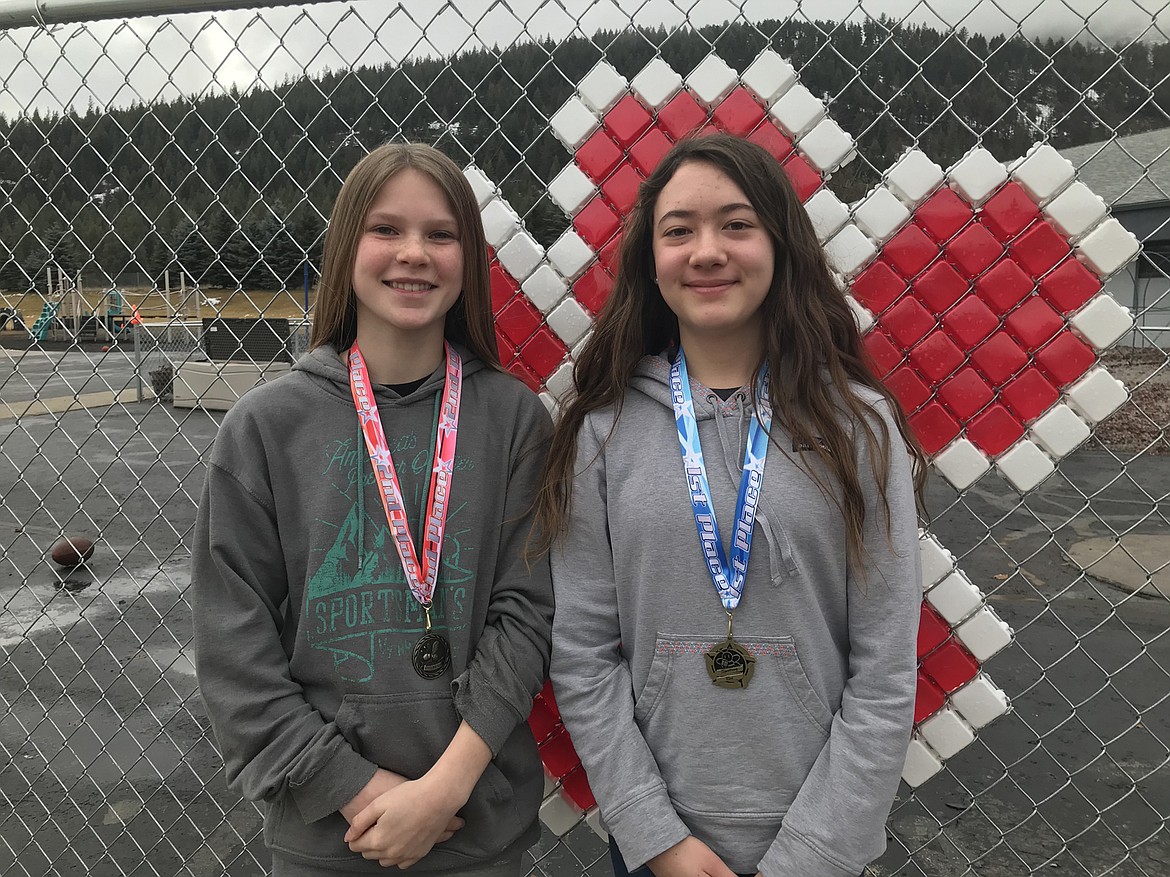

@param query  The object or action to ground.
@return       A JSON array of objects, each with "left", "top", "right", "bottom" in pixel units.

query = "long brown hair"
[
  {"left": 535, "top": 133, "right": 927, "bottom": 569},
  {"left": 310, "top": 142, "right": 500, "bottom": 368}
]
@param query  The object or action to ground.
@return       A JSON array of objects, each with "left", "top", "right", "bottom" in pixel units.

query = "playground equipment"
[
  {"left": 98, "top": 287, "right": 141, "bottom": 337},
  {"left": 30, "top": 300, "right": 60, "bottom": 340},
  {"left": 23, "top": 264, "right": 112, "bottom": 343},
  {"left": 0, "top": 307, "right": 26, "bottom": 331},
  {"left": 111, "top": 270, "right": 201, "bottom": 335},
  {"left": 105, "top": 286, "right": 124, "bottom": 322},
  {"left": 23, "top": 265, "right": 166, "bottom": 343}
]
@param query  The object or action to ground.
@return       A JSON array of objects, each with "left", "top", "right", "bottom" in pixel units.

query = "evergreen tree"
[
  {"left": 173, "top": 219, "right": 215, "bottom": 285},
  {"left": 0, "top": 232, "right": 29, "bottom": 292},
  {"left": 217, "top": 220, "right": 256, "bottom": 289},
  {"left": 44, "top": 223, "right": 86, "bottom": 274}
]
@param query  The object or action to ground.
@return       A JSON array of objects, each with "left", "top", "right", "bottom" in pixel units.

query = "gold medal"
[{"left": 704, "top": 611, "right": 755, "bottom": 689}]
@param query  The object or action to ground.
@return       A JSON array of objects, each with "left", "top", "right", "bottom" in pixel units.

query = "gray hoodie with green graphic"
[
  {"left": 192, "top": 344, "right": 553, "bottom": 873},
  {"left": 550, "top": 354, "right": 921, "bottom": 877}
]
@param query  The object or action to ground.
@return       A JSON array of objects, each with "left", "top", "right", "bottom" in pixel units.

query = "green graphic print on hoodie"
[
  {"left": 305, "top": 429, "right": 478, "bottom": 681},
  {"left": 192, "top": 344, "right": 554, "bottom": 873}
]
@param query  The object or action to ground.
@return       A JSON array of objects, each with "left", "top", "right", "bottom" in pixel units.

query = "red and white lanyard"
[{"left": 347, "top": 342, "right": 462, "bottom": 608}]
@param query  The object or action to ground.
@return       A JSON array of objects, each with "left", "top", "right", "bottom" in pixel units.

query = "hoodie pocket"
[
  {"left": 633, "top": 633, "right": 832, "bottom": 821},
  {"left": 268, "top": 691, "right": 523, "bottom": 866}
]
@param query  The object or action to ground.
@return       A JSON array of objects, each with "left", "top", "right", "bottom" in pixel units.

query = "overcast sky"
[{"left": 0, "top": 0, "right": 1167, "bottom": 118}]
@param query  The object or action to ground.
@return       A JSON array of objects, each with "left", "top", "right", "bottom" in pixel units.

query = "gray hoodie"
[
  {"left": 550, "top": 354, "right": 920, "bottom": 877},
  {"left": 192, "top": 344, "right": 553, "bottom": 872}
]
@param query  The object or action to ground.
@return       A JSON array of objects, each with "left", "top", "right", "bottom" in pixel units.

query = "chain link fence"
[{"left": 2, "top": 1, "right": 1168, "bottom": 875}]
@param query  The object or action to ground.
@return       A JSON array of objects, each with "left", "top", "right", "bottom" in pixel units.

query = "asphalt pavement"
[{"left": 1, "top": 345, "right": 149, "bottom": 406}]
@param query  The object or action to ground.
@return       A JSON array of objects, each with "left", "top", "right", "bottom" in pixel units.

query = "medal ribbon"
[
  {"left": 670, "top": 351, "right": 771, "bottom": 611},
  {"left": 348, "top": 342, "right": 462, "bottom": 608}
]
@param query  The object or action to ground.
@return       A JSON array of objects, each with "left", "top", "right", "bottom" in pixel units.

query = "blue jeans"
[{"left": 608, "top": 839, "right": 655, "bottom": 877}]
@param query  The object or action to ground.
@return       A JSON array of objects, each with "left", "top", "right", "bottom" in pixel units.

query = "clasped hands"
[{"left": 341, "top": 767, "right": 466, "bottom": 868}]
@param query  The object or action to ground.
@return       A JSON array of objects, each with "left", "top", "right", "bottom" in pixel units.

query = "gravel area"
[{"left": 1091, "top": 346, "right": 1170, "bottom": 454}]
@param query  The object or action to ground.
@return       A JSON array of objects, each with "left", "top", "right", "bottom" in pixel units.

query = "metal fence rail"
[{"left": 1, "top": 2, "right": 1168, "bottom": 876}]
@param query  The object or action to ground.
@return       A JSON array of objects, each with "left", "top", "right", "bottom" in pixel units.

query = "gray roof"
[{"left": 1059, "top": 128, "right": 1170, "bottom": 209}]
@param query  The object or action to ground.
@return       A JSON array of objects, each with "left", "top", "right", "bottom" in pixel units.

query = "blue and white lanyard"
[{"left": 670, "top": 351, "right": 772, "bottom": 611}]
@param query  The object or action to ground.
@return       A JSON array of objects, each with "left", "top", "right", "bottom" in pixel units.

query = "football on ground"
[{"left": 49, "top": 536, "right": 95, "bottom": 567}]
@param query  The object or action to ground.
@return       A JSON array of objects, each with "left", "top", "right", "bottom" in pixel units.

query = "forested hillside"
[{"left": 1, "top": 17, "right": 1167, "bottom": 292}]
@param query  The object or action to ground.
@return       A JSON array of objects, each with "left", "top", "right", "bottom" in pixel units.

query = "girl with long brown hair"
[
  {"left": 192, "top": 143, "right": 553, "bottom": 876},
  {"left": 540, "top": 134, "right": 927, "bottom": 877}
]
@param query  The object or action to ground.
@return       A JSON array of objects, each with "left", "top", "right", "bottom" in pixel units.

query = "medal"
[
  {"left": 706, "top": 641, "right": 755, "bottom": 688},
  {"left": 670, "top": 351, "right": 770, "bottom": 689},
  {"left": 349, "top": 343, "right": 462, "bottom": 679},
  {"left": 705, "top": 616, "right": 756, "bottom": 689},
  {"left": 410, "top": 581, "right": 452, "bottom": 679},
  {"left": 412, "top": 629, "right": 452, "bottom": 679}
]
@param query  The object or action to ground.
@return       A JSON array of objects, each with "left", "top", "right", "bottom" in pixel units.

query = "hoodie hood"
[
  {"left": 629, "top": 351, "right": 763, "bottom": 490},
  {"left": 629, "top": 352, "right": 758, "bottom": 420},
  {"left": 292, "top": 342, "right": 488, "bottom": 404}
]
